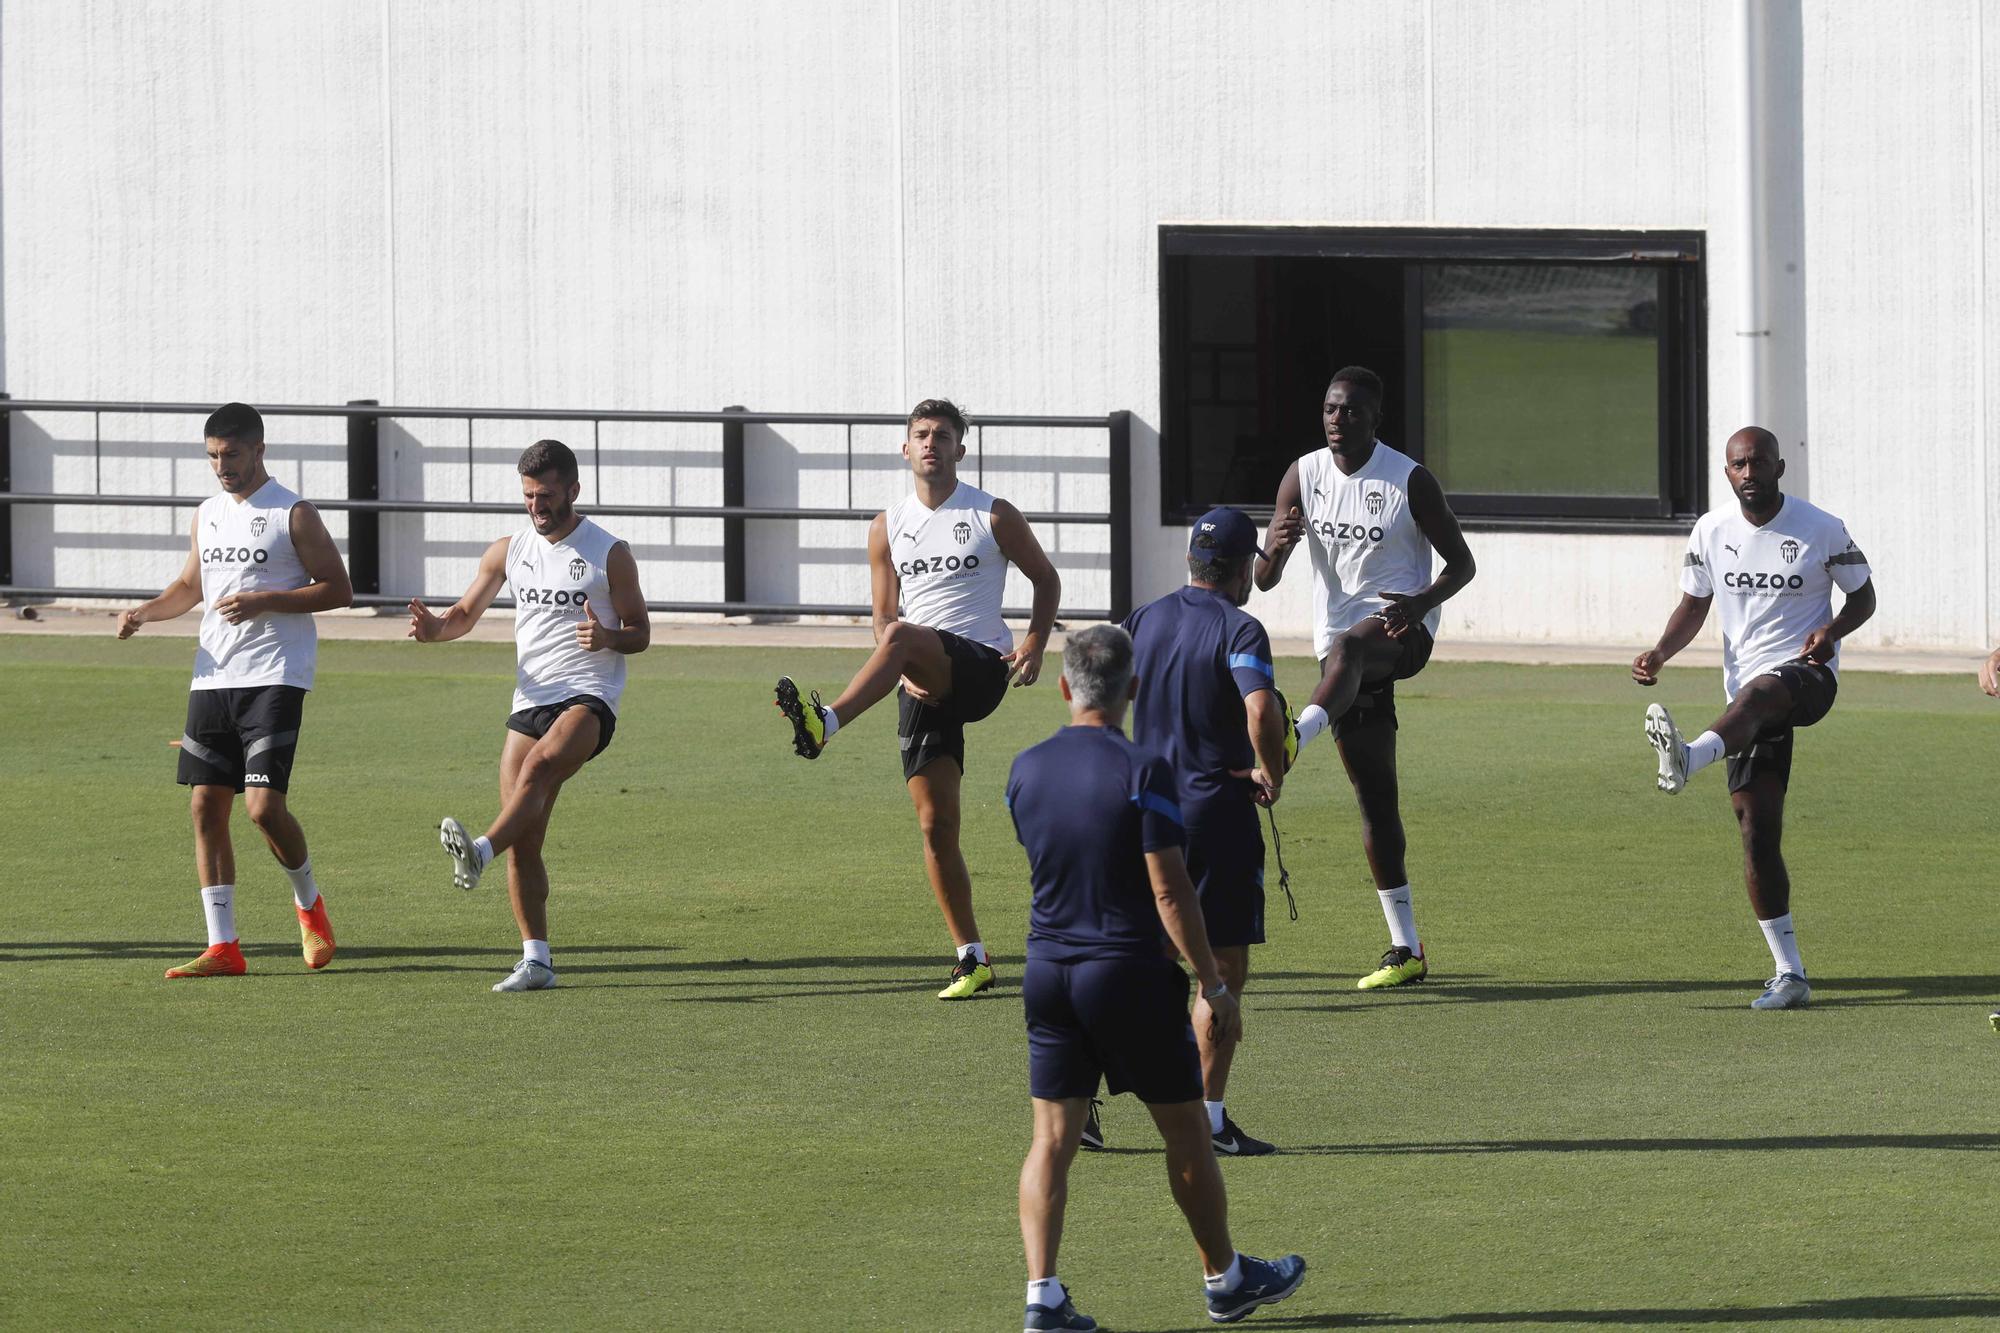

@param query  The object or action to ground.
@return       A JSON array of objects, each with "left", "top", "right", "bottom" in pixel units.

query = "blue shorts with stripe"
[
  {"left": 177, "top": 685, "right": 307, "bottom": 793},
  {"left": 1024, "top": 952, "right": 1203, "bottom": 1105}
]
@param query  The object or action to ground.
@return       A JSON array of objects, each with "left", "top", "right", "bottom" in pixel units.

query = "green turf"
[{"left": 3, "top": 635, "right": 1998, "bottom": 1331}]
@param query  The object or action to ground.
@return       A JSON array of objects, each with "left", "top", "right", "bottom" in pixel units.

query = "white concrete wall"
[{"left": 4, "top": 0, "right": 1995, "bottom": 650}]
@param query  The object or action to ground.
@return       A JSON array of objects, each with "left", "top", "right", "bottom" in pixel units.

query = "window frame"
[{"left": 1158, "top": 225, "right": 1707, "bottom": 532}]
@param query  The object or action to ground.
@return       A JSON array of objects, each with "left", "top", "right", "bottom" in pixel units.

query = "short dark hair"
[
  {"left": 204, "top": 402, "right": 264, "bottom": 446},
  {"left": 1328, "top": 365, "right": 1386, "bottom": 406},
  {"left": 517, "top": 439, "right": 578, "bottom": 485},
  {"left": 1188, "top": 548, "right": 1251, "bottom": 587},
  {"left": 908, "top": 398, "right": 969, "bottom": 442}
]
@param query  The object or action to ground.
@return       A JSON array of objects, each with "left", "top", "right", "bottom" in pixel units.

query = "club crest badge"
[
  {"left": 1364, "top": 487, "right": 1386, "bottom": 517},
  {"left": 952, "top": 520, "right": 972, "bottom": 545},
  {"left": 568, "top": 557, "right": 587, "bottom": 581},
  {"left": 1779, "top": 539, "right": 1800, "bottom": 564},
  {"left": 250, "top": 516, "right": 267, "bottom": 538}
]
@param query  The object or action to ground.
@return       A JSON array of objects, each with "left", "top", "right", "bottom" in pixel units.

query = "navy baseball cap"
[{"left": 1189, "top": 506, "right": 1267, "bottom": 561}]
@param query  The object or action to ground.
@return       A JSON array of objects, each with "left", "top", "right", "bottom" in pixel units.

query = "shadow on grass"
[
  {"left": 1281, "top": 1132, "right": 2000, "bottom": 1156},
  {"left": 1261, "top": 974, "right": 2000, "bottom": 1010},
  {"left": 1260, "top": 1292, "right": 2000, "bottom": 1326},
  {"left": 0, "top": 943, "right": 1010, "bottom": 999}
]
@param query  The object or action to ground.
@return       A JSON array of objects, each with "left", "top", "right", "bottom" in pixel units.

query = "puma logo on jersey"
[
  {"left": 897, "top": 530, "right": 919, "bottom": 543},
  {"left": 1723, "top": 543, "right": 1739, "bottom": 556}
]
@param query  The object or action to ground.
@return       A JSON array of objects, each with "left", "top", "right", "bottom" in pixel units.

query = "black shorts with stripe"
[
  {"left": 177, "top": 686, "right": 307, "bottom": 793},
  {"left": 1726, "top": 661, "right": 1838, "bottom": 794},
  {"left": 896, "top": 629, "right": 1011, "bottom": 781}
]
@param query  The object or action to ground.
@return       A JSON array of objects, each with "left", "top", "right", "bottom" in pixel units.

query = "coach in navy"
[
  {"left": 1122, "top": 506, "right": 1291, "bottom": 1157},
  {"left": 1007, "top": 624, "right": 1305, "bottom": 1332}
]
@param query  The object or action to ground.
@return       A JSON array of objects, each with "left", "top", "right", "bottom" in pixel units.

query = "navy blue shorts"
[
  {"left": 1726, "top": 661, "right": 1838, "bottom": 794},
  {"left": 1024, "top": 955, "right": 1203, "bottom": 1105},
  {"left": 1185, "top": 799, "right": 1265, "bottom": 948}
]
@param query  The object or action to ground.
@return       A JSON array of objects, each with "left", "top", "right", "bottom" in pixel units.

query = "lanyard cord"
[{"left": 1265, "top": 805, "right": 1297, "bottom": 921}]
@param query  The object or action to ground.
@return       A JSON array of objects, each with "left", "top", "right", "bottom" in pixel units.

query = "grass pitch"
[{"left": 2, "top": 634, "right": 1998, "bottom": 1331}]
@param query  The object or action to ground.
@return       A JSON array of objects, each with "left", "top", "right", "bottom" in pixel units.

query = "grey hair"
[{"left": 1063, "top": 623, "right": 1134, "bottom": 712}]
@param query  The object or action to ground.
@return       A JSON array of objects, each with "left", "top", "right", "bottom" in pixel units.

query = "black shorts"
[
  {"left": 1726, "top": 661, "right": 1838, "bottom": 794},
  {"left": 1024, "top": 954, "right": 1203, "bottom": 1105},
  {"left": 897, "top": 629, "right": 1011, "bottom": 781},
  {"left": 177, "top": 686, "right": 307, "bottom": 793},
  {"left": 506, "top": 694, "right": 617, "bottom": 759},
  {"left": 1324, "top": 619, "right": 1435, "bottom": 741},
  {"left": 1185, "top": 799, "right": 1265, "bottom": 948}
]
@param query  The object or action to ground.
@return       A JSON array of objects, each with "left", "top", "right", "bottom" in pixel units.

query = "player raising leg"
[
  {"left": 1634, "top": 427, "right": 1875, "bottom": 1010},
  {"left": 409, "top": 440, "right": 650, "bottom": 992},
  {"left": 773, "top": 399, "right": 1060, "bottom": 1001}
]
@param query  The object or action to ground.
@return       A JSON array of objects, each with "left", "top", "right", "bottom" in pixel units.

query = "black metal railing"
[{"left": 0, "top": 396, "right": 1132, "bottom": 620}]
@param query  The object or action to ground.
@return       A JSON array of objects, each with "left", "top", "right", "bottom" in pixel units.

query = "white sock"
[
  {"left": 1295, "top": 704, "right": 1329, "bottom": 748},
  {"left": 1026, "top": 1277, "right": 1065, "bottom": 1309},
  {"left": 821, "top": 707, "right": 840, "bottom": 740},
  {"left": 1378, "top": 885, "right": 1420, "bottom": 954},
  {"left": 1205, "top": 1253, "right": 1245, "bottom": 1293},
  {"left": 1687, "top": 730, "right": 1726, "bottom": 775},
  {"left": 283, "top": 857, "right": 319, "bottom": 910},
  {"left": 1758, "top": 913, "right": 1804, "bottom": 978},
  {"left": 958, "top": 941, "right": 988, "bottom": 965},
  {"left": 200, "top": 885, "right": 236, "bottom": 946},
  {"left": 524, "top": 939, "right": 552, "bottom": 967},
  {"left": 472, "top": 836, "right": 495, "bottom": 869},
  {"left": 1205, "top": 1100, "right": 1226, "bottom": 1135}
]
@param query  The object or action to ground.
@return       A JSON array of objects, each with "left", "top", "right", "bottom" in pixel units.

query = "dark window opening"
[{"left": 1160, "top": 227, "right": 1706, "bottom": 530}]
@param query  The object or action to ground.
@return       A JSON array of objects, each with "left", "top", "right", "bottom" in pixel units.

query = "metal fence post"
[
  {"left": 0, "top": 392, "right": 12, "bottom": 588},
  {"left": 722, "top": 405, "right": 746, "bottom": 606},
  {"left": 1108, "top": 410, "right": 1131, "bottom": 621},
  {"left": 346, "top": 399, "right": 380, "bottom": 595}
]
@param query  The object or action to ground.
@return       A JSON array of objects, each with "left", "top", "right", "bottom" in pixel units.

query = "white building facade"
[{"left": 3, "top": 1, "right": 1994, "bottom": 651}]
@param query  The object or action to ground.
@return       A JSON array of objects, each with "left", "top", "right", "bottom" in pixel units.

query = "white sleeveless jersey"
[
  {"left": 192, "top": 478, "right": 318, "bottom": 691},
  {"left": 506, "top": 517, "right": 629, "bottom": 715},
  {"left": 1296, "top": 441, "right": 1440, "bottom": 657},
  {"left": 883, "top": 483, "right": 1013, "bottom": 654}
]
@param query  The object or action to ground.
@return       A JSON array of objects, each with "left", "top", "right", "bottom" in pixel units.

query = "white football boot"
[
  {"left": 1644, "top": 703, "right": 1690, "bottom": 795},
  {"left": 493, "top": 959, "right": 558, "bottom": 993},
  {"left": 439, "top": 816, "right": 486, "bottom": 890},
  {"left": 1751, "top": 972, "right": 1810, "bottom": 1010}
]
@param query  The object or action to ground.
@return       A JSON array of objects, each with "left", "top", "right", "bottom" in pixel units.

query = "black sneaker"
[
  {"left": 1212, "top": 1114, "right": 1276, "bottom": 1157},
  {"left": 1079, "top": 1099, "right": 1106, "bottom": 1152}
]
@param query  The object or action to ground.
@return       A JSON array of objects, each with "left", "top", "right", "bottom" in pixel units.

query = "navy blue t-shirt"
[
  {"left": 1007, "top": 724, "right": 1186, "bottom": 963},
  {"left": 1123, "top": 584, "right": 1277, "bottom": 809}
]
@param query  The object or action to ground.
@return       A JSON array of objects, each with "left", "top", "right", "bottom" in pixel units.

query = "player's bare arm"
[
  {"left": 1254, "top": 462, "right": 1305, "bottom": 592},
  {"left": 866, "top": 512, "right": 900, "bottom": 644},
  {"left": 576, "top": 541, "right": 650, "bottom": 654},
  {"left": 1242, "top": 687, "right": 1288, "bottom": 805},
  {"left": 1144, "top": 846, "right": 1243, "bottom": 1045},
  {"left": 1982, "top": 646, "right": 2000, "bottom": 697},
  {"left": 1799, "top": 577, "right": 1875, "bottom": 664},
  {"left": 1379, "top": 466, "right": 1475, "bottom": 640},
  {"left": 1632, "top": 592, "right": 1713, "bottom": 685},
  {"left": 118, "top": 518, "right": 204, "bottom": 638},
  {"left": 408, "top": 535, "right": 510, "bottom": 643},
  {"left": 991, "top": 498, "right": 1061, "bottom": 687},
  {"left": 214, "top": 502, "right": 353, "bottom": 625}
]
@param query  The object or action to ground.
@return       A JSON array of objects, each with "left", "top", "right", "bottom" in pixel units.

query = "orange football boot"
[
  {"left": 297, "top": 895, "right": 336, "bottom": 970},
  {"left": 165, "top": 940, "right": 247, "bottom": 979}
]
